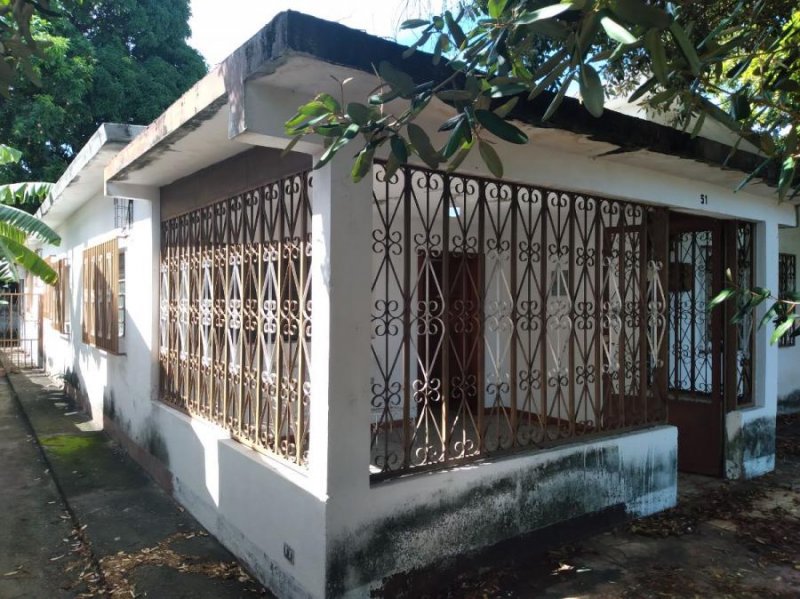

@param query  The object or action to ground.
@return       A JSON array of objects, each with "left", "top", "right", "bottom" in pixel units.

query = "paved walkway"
[{"left": 0, "top": 369, "right": 270, "bottom": 598}]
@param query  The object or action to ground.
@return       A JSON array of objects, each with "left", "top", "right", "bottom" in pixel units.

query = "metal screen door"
[{"left": 666, "top": 215, "right": 724, "bottom": 476}]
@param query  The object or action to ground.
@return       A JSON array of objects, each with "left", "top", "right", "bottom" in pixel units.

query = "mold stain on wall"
[{"left": 326, "top": 440, "right": 677, "bottom": 597}]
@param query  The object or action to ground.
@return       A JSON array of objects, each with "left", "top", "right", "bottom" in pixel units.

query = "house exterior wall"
[
  {"left": 152, "top": 146, "right": 330, "bottom": 597},
  {"left": 39, "top": 193, "right": 157, "bottom": 435},
  {"left": 319, "top": 123, "right": 793, "bottom": 595},
  {"left": 778, "top": 224, "right": 800, "bottom": 412},
  {"left": 40, "top": 89, "right": 794, "bottom": 598}
]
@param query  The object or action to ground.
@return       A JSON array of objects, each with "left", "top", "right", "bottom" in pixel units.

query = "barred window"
[
  {"left": 778, "top": 252, "right": 797, "bottom": 348},
  {"left": 82, "top": 239, "right": 121, "bottom": 352},
  {"left": 159, "top": 171, "right": 313, "bottom": 467}
]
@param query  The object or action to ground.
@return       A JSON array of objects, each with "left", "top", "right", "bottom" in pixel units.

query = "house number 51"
[{"left": 700, "top": 193, "right": 709, "bottom": 205}]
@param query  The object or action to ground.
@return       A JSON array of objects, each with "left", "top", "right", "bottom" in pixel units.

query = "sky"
[{"left": 188, "top": 1, "right": 426, "bottom": 66}]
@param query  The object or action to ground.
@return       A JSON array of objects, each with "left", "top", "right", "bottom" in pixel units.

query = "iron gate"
[{"left": 0, "top": 292, "right": 42, "bottom": 369}]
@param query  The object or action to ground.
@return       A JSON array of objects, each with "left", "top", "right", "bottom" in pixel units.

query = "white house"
[{"left": 29, "top": 11, "right": 796, "bottom": 599}]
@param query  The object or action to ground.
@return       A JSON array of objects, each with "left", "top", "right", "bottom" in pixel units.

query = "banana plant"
[{"left": 0, "top": 144, "right": 59, "bottom": 285}]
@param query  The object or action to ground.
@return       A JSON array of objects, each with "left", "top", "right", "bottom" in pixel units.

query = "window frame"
[{"left": 82, "top": 239, "right": 121, "bottom": 353}]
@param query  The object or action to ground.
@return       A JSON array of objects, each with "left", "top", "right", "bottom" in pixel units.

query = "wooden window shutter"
[{"left": 82, "top": 239, "right": 119, "bottom": 352}]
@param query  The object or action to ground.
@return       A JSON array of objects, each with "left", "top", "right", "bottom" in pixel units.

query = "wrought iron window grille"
[
  {"left": 369, "top": 161, "right": 671, "bottom": 479},
  {"left": 158, "top": 171, "right": 313, "bottom": 467}
]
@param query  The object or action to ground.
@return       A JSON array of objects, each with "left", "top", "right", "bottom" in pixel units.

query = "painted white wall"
[
  {"left": 778, "top": 224, "right": 800, "bottom": 403},
  {"left": 39, "top": 194, "right": 156, "bottom": 433}
]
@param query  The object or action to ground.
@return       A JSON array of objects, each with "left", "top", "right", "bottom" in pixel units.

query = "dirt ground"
[{"left": 421, "top": 413, "right": 800, "bottom": 598}]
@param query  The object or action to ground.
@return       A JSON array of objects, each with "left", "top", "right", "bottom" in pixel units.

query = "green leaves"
[
  {"left": 729, "top": 92, "right": 751, "bottom": 121},
  {"left": 772, "top": 316, "right": 798, "bottom": 345},
  {"left": 0, "top": 145, "right": 22, "bottom": 166},
  {"left": 600, "top": 15, "right": 637, "bottom": 45},
  {"left": 517, "top": 3, "right": 578, "bottom": 25},
  {"left": 579, "top": 64, "right": 604, "bottom": 118},
  {"left": 352, "top": 146, "right": 376, "bottom": 183},
  {"left": 0, "top": 236, "right": 57, "bottom": 285},
  {"left": 475, "top": 110, "right": 528, "bottom": 144},
  {"left": 644, "top": 29, "right": 669, "bottom": 85},
  {"left": 0, "top": 182, "right": 51, "bottom": 206},
  {"left": 378, "top": 61, "right": 416, "bottom": 97},
  {"left": 346, "top": 102, "right": 371, "bottom": 126},
  {"left": 441, "top": 117, "right": 472, "bottom": 160},
  {"left": 610, "top": 0, "right": 671, "bottom": 29},
  {"left": 400, "top": 19, "right": 429, "bottom": 30},
  {"left": 708, "top": 288, "right": 736, "bottom": 310},
  {"left": 479, "top": 140, "right": 503, "bottom": 178},
  {"left": 669, "top": 21, "right": 701, "bottom": 76},
  {"left": 487, "top": 0, "right": 508, "bottom": 20},
  {"left": 316, "top": 124, "right": 360, "bottom": 170},
  {"left": 0, "top": 203, "right": 59, "bottom": 244},
  {"left": 407, "top": 123, "right": 441, "bottom": 168},
  {"left": 778, "top": 156, "right": 797, "bottom": 202}
]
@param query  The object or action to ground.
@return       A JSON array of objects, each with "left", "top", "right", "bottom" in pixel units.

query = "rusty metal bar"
[
  {"left": 369, "top": 161, "right": 670, "bottom": 480},
  {"left": 158, "top": 170, "right": 313, "bottom": 467}
]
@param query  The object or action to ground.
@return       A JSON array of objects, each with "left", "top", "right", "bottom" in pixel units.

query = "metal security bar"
[
  {"left": 159, "top": 170, "right": 313, "bottom": 467},
  {"left": 778, "top": 252, "right": 796, "bottom": 348},
  {"left": 370, "top": 162, "right": 669, "bottom": 478}
]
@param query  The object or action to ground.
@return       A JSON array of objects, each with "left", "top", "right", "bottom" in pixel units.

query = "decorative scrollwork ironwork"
[
  {"left": 370, "top": 161, "right": 669, "bottom": 478},
  {"left": 159, "top": 170, "right": 313, "bottom": 467}
]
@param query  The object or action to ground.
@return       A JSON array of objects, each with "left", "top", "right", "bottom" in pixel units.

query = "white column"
[
  {"left": 308, "top": 151, "right": 373, "bottom": 505},
  {"left": 757, "top": 219, "right": 778, "bottom": 414}
]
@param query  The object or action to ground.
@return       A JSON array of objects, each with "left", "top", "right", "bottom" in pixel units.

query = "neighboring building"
[{"left": 28, "top": 11, "right": 795, "bottom": 599}]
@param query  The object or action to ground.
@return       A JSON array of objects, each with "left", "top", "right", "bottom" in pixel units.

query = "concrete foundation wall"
[
  {"left": 326, "top": 426, "right": 678, "bottom": 597},
  {"left": 725, "top": 410, "right": 776, "bottom": 479},
  {"left": 152, "top": 402, "right": 327, "bottom": 598}
]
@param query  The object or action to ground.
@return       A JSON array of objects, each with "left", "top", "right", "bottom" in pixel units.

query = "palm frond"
[
  {"left": 0, "top": 182, "right": 52, "bottom": 205},
  {"left": 0, "top": 203, "right": 60, "bottom": 244},
  {"left": 0, "top": 237, "right": 58, "bottom": 285}
]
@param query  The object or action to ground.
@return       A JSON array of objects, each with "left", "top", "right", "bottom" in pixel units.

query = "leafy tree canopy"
[{"left": 0, "top": 0, "right": 207, "bottom": 195}]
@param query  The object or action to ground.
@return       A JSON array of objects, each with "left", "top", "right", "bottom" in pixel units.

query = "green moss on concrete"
[
  {"left": 40, "top": 434, "right": 104, "bottom": 456},
  {"left": 39, "top": 433, "right": 149, "bottom": 494}
]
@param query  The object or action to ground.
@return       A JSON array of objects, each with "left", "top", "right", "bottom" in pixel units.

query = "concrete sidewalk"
[{"left": 0, "top": 369, "right": 270, "bottom": 598}]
